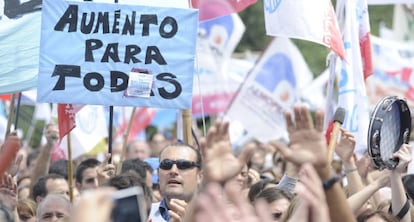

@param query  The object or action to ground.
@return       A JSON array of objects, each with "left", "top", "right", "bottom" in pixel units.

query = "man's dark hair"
[
  {"left": 106, "top": 172, "right": 153, "bottom": 217},
  {"left": 31, "top": 174, "right": 65, "bottom": 201},
  {"left": 121, "top": 159, "right": 147, "bottom": 180},
  {"left": 248, "top": 179, "right": 279, "bottom": 203},
  {"left": 75, "top": 158, "right": 101, "bottom": 183},
  {"left": 159, "top": 142, "right": 202, "bottom": 167},
  {"left": 49, "top": 159, "right": 74, "bottom": 180}
]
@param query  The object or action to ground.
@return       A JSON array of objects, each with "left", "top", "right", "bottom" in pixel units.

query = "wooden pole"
[
  {"left": 182, "top": 109, "right": 192, "bottom": 145},
  {"left": 67, "top": 132, "right": 74, "bottom": 203},
  {"left": 116, "top": 107, "right": 137, "bottom": 174},
  {"left": 5, "top": 94, "right": 16, "bottom": 140}
]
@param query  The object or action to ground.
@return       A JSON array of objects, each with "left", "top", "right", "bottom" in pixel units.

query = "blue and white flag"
[{"left": 0, "top": 1, "right": 41, "bottom": 94}]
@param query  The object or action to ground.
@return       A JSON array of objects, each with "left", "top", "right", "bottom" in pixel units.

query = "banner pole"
[
  {"left": 5, "top": 94, "right": 16, "bottom": 140},
  {"left": 117, "top": 107, "right": 137, "bottom": 174},
  {"left": 13, "top": 92, "right": 22, "bottom": 131},
  {"left": 182, "top": 109, "right": 192, "bottom": 145},
  {"left": 67, "top": 132, "right": 74, "bottom": 203},
  {"left": 108, "top": 106, "right": 114, "bottom": 163}
]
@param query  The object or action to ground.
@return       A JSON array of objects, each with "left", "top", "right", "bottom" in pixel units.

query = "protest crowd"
[
  {"left": 0, "top": 104, "right": 412, "bottom": 222},
  {"left": 1, "top": 0, "right": 414, "bottom": 221}
]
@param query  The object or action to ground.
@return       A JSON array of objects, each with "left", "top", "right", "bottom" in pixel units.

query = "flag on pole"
[
  {"left": 358, "top": 0, "right": 374, "bottom": 79},
  {"left": 336, "top": 0, "right": 371, "bottom": 156},
  {"left": 226, "top": 37, "right": 313, "bottom": 143},
  {"left": 58, "top": 104, "right": 77, "bottom": 140},
  {"left": 0, "top": 94, "right": 12, "bottom": 101},
  {"left": 191, "top": 0, "right": 257, "bottom": 21},
  {"left": 264, "top": 0, "right": 345, "bottom": 59},
  {"left": 60, "top": 105, "right": 108, "bottom": 159},
  {"left": 54, "top": 103, "right": 81, "bottom": 160},
  {"left": 114, "top": 108, "right": 156, "bottom": 142}
]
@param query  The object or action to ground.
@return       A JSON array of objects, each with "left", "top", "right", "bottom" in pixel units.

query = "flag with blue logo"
[{"left": 226, "top": 37, "right": 313, "bottom": 142}]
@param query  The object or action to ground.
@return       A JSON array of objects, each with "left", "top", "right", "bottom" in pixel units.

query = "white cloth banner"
[
  {"left": 337, "top": 0, "right": 371, "bottom": 156},
  {"left": 366, "top": 35, "right": 414, "bottom": 109},
  {"left": 264, "top": 0, "right": 345, "bottom": 59},
  {"left": 367, "top": 0, "right": 414, "bottom": 4},
  {"left": 226, "top": 37, "right": 313, "bottom": 143}
]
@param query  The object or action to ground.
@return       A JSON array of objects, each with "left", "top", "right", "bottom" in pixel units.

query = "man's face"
[
  {"left": 158, "top": 146, "right": 201, "bottom": 202},
  {"left": 78, "top": 167, "right": 99, "bottom": 191},
  {"left": 126, "top": 141, "right": 150, "bottom": 160},
  {"left": 150, "top": 134, "right": 167, "bottom": 156},
  {"left": 45, "top": 179, "right": 69, "bottom": 199},
  {"left": 38, "top": 198, "right": 70, "bottom": 222}
]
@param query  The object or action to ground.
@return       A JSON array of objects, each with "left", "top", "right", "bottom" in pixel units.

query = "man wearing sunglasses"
[{"left": 149, "top": 142, "right": 202, "bottom": 222}]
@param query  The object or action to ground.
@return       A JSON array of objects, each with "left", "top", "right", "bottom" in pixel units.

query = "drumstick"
[{"left": 328, "top": 107, "right": 346, "bottom": 164}]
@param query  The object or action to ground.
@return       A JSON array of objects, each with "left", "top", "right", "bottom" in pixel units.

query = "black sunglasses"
[{"left": 159, "top": 159, "right": 200, "bottom": 170}]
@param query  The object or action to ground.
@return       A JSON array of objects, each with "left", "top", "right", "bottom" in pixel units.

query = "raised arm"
[
  {"left": 347, "top": 171, "right": 389, "bottom": 215},
  {"left": 29, "top": 124, "right": 59, "bottom": 194},
  {"left": 274, "top": 105, "right": 356, "bottom": 222},
  {"left": 390, "top": 144, "right": 411, "bottom": 222},
  {"left": 335, "top": 128, "right": 365, "bottom": 195}
]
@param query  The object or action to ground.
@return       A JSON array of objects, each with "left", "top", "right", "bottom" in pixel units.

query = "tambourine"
[{"left": 367, "top": 96, "right": 411, "bottom": 170}]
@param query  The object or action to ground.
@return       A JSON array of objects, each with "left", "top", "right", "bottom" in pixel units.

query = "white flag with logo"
[
  {"left": 264, "top": 0, "right": 345, "bottom": 59},
  {"left": 337, "top": 0, "right": 370, "bottom": 156}
]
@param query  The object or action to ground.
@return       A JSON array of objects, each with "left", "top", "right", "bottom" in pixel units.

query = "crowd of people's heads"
[{"left": 0, "top": 109, "right": 413, "bottom": 222}]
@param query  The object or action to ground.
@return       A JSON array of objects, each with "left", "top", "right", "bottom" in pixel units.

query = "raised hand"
[
  {"left": 97, "top": 153, "right": 116, "bottom": 184},
  {"left": 272, "top": 105, "right": 328, "bottom": 168},
  {"left": 44, "top": 123, "right": 59, "bottom": 147},
  {"left": 169, "top": 199, "right": 188, "bottom": 222},
  {"left": 335, "top": 128, "right": 356, "bottom": 165},
  {"left": 194, "top": 183, "right": 273, "bottom": 222},
  {"left": 0, "top": 173, "right": 17, "bottom": 210},
  {"left": 72, "top": 187, "right": 115, "bottom": 222},
  {"left": 392, "top": 144, "right": 412, "bottom": 173},
  {"left": 288, "top": 163, "right": 330, "bottom": 222},
  {"left": 200, "top": 119, "right": 253, "bottom": 183}
]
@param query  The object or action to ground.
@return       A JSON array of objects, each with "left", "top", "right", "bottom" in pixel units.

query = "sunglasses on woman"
[{"left": 159, "top": 159, "right": 200, "bottom": 170}]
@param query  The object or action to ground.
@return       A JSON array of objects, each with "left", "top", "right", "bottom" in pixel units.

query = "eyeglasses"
[{"left": 159, "top": 159, "right": 200, "bottom": 170}]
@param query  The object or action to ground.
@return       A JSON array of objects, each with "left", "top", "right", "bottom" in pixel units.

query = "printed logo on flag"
[
  {"left": 254, "top": 53, "right": 296, "bottom": 91},
  {"left": 199, "top": 15, "right": 234, "bottom": 56},
  {"left": 264, "top": 0, "right": 282, "bottom": 13}
]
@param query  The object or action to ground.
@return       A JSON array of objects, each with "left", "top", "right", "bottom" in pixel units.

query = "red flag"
[
  {"left": 191, "top": 0, "right": 257, "bottom": 21},
  {"left": 358, "top": 0, "right": 373, "bottom": 79},
  {"left": 115, "top": 108, "right": 156, "bottom": 142},
  {"left": 0, "top": 94, "right": 12, "bottom": 101},
  {"left": 58, "top": 104, "right": 77, "bottom": 140}
]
